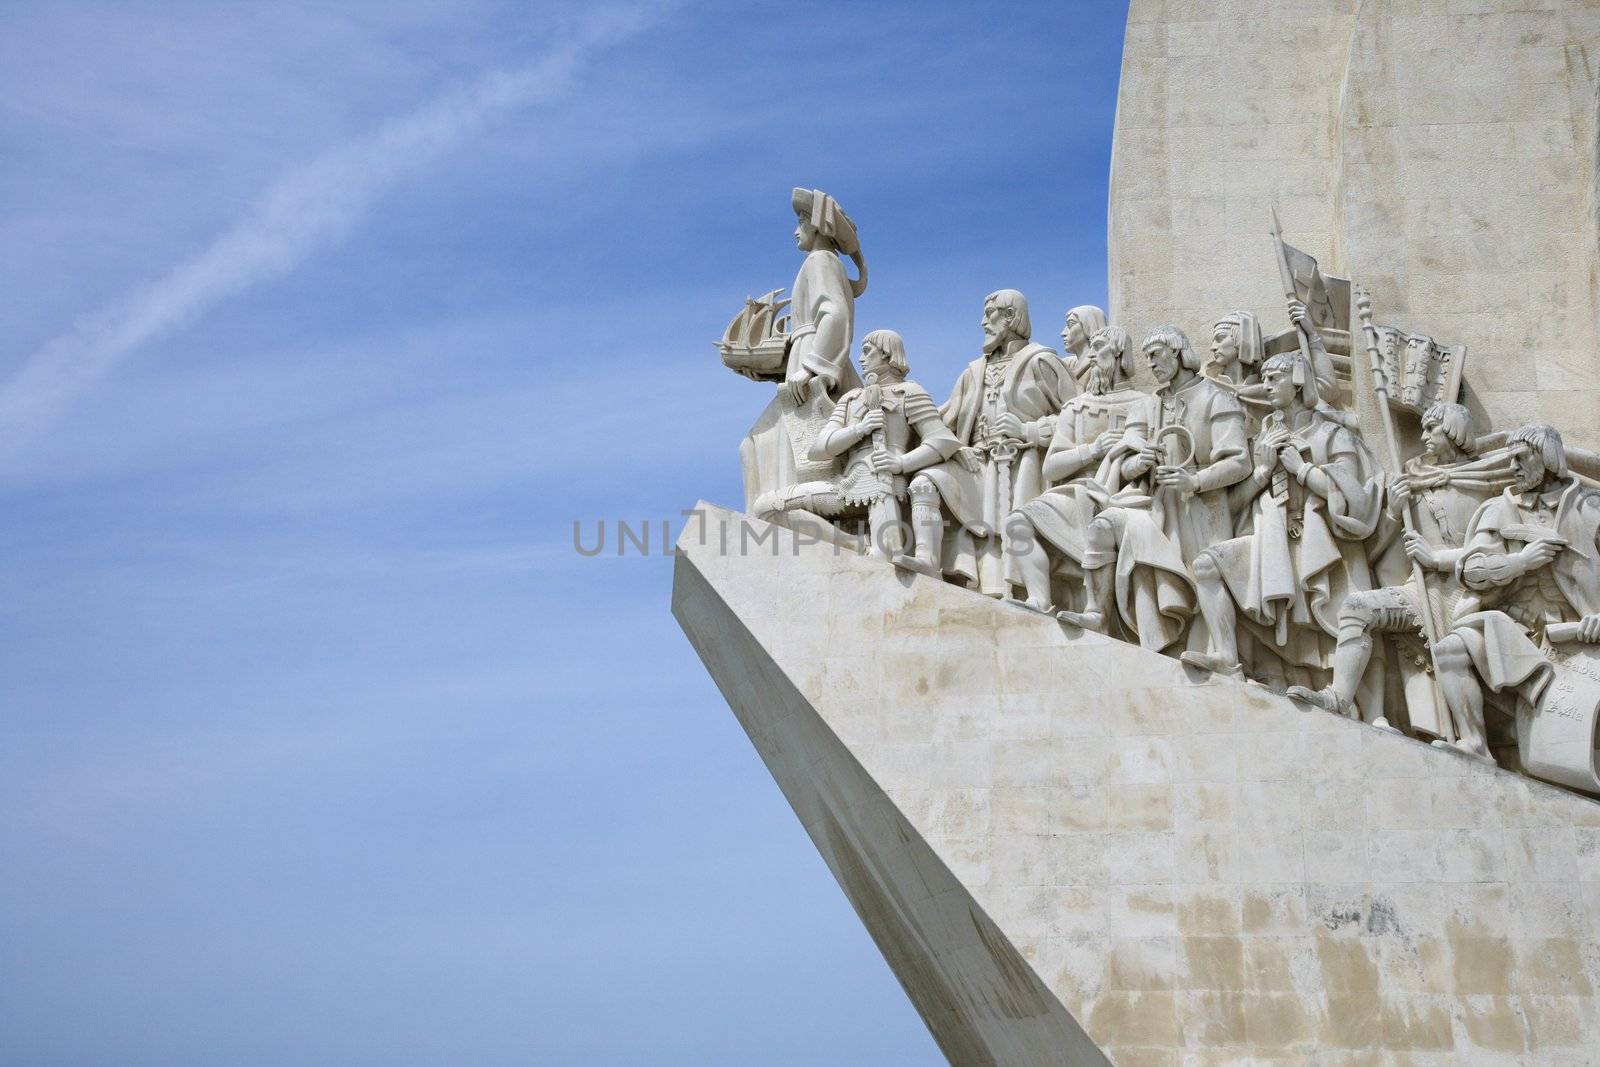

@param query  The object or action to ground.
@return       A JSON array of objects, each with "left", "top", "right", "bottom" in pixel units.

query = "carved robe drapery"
[
  {"left": 919, "top": 342, "right": 1072, "bottom": 594},
  {"left": 1096, "top": 375, "right": 1253, "bottom": 650},
  {"left": 1208, "top": 410, "right": 1382, "bottom": 682},
  {"left": 1014, "top": 386, "right": 1145, "bottom": 566},
  {"left": 1449, "top": 477, "right": 1600, "bottom": 708},
  {"left": 787, "top": 249, "right": 861, "bottom": 398}
]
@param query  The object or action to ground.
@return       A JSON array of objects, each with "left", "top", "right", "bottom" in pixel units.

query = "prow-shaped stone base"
[{"left": 673, "top": 503, "right": 1600, "bottom": 1064}]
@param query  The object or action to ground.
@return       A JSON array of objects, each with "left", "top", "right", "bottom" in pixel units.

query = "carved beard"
[{"left": 1086, "top": 364, "right": 1108, "bottom": 395}]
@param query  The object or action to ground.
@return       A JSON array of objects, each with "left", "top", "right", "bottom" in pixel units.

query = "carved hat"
[
  {"left": 792, "top": 188, "right": 860, "bottom": 256},
  {"left": 1216, "top": 309, "right": 1264, "bottom": 369}
]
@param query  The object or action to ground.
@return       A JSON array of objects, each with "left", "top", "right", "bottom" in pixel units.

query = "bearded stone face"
[
  {"left": 982, "top": 301, "right": 1016, "bottom": 354},
  {"left": 1145, "top": 342, "right": 1180, "bottom": 385},
  {"left": 1513, "top": 443, "right": 1547, "bottom": 492},
  {"left": 1085, "top": 335, "right": 1121, "bottom": 394}
]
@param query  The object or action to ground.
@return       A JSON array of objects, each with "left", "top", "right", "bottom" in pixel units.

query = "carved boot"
[
  {"left": 1179, "top": 650, "right": 1244, "bottom": 680},
  {"left": 1057, "top": 565, "right": 1111, "bottom": 632},
  {"left": 1286, "top": 685, "right": 1355, "bottom": 718},
  {"left": 893, "top": 489, "right": 943, "bottom": 578}
]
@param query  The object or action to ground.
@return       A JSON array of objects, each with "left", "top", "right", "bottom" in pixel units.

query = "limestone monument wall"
[
  {"left": 675, "top": 507, "right": 1600, "bottom": 1063},
  {"left": 1109, "top": 0, "right": 1600, "bottom": 446}
]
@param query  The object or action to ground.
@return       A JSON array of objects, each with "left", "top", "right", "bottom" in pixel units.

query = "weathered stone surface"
[
  {"left": 675, "top": 503, "right": 1600, "bottom": 1063},
  {"left": 1109, "top": 0, "right": 1600, "bottom": 447}
]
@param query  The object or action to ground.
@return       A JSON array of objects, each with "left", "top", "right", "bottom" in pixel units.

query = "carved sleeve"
[
  {"left": 810, "top": 392, "right": 859, "bottom": 460},
  {"left": 1192, "top": 402, "right": 1251, "bottom": 495},
  {"left": 1457, "top": 504, "right": 1518, "bottom": 590},
  {"left": 905, "top": 386, "right": 961, "bottom": 461}
]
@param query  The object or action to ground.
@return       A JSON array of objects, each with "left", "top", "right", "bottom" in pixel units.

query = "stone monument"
[{"left": 679, "top": 6, "right": 1600, "bottom": 1061}]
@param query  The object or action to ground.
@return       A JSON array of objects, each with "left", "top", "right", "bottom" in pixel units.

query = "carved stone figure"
[
  {"left": 1180, "top": 350, "right": 1382, "bottom": 686},
  {"left": 1204, "top": 310, "right": 1265, "bottom": 389},
  {"left": 723, "top": 189, "right": 869, "bottom": 518},
  {"left": 897, "top": 290, "right": 1071, "bottom": 593},
  {"left": 1008, "top": 325, "right": 1146, "bottom": 615},
  {"left": 1079, "top": 325, "right": 1252, "bottom": 650},
  {"left": 1286, "top": 403, "right": 1510, "bottom": 727},
  {"left": 1433, "top": 423, "right": 1600, "bottom": 765},
  {"left": 1059, "top": 305, "right": 1107, "bottom": 388},
  {"left": 784, "top": 188, "right": 867, "bottom": 406},
  {"left": 812, "top": 331, "right": 959, "bottom": 558}
]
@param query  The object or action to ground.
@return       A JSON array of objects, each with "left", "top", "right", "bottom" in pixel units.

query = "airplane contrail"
[{"left": 0, "top": 7, "right": 655, "bottom": 447}]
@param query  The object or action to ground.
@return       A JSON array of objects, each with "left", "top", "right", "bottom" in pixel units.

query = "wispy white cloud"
[{"left": 0, "top": 4, "right": 659, "bottom": 451}]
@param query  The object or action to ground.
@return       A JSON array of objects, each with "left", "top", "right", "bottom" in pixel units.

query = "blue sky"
[{"left": 0, "top": 3, "right": 1128, "bottom": 1062}]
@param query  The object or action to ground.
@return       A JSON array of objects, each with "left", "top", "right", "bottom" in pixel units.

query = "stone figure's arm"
[
  {"left": 796, "top": 289, "right": 850, "bottom": 390},
  {"left": 1041, "top": 433, "right": 1095, "bottom": 483},
  {"left": 1193, "top": 408, "right": 1252, "bottom": 493},
  {"left": 1115, "top": 402, "right": 1153, "bottom": 480},
  {"left": 1018, "top": 357, "right": 1070, "bottom": 448},
  {"left": 901, "top": 390, "right": 962, "bottom": 475},
  {"left": 1455, "top": 501, "right": 1559, "bottom": 590},
  {"left": 1227, "top": 423, "right": 1284, "bottom": 512},
  {"left": 810, "top": 397, "right": 868, "bottom": 460},
  {"left": 1458, "top": 528, "right": 1521, "bottom": 590}
]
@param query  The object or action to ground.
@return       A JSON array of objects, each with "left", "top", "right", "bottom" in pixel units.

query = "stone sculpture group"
[{"left": 716, "top": 188, "right": 1600, "bottom": 800}]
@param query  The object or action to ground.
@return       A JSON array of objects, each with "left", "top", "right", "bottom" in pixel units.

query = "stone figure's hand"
[
  {"left": 1287, "top": 298, "right": 1310, "bottom": 332},
  {"left": 1519, "top": 538, "right": 1563, "bottom": 572},
  {"left": 858, "top": 408, "right": 885, "bottom": 437},
  {"left": 1092, "top": 428, "right": 1124, "bottom": 459},
  {"left": 870, "top": 449, "right": 904, "bottom": 475},
  {"left": 1156, "top": 465, "right": 1198, "bottom": 495},
  {"left": 784, "top": 372, "right": 816, "bottom": 406},
  {"left": 1253, "top": 426, "right": 1288, "bottom": 468},
  {"left": 1388, "top": 474, "right": 1412, "bottom": 516},
  {"left": 955, "top": 446, "right": 983, "bottom": 473},
  {"left": 1278, "top": 445, "right": 1306, "bottom": 476},
  {"left": 994, "top": 412, "right": 1026, "bottom": 444},
  {"left": 1580, "top": 615, "right": 1600, "bottom": 643},
  {"left": 1402, "top": 531, "right": 1439, "bottom": 570},
  {"left": 1126, "top": 444, "right": 1158, "bottom": 477}
]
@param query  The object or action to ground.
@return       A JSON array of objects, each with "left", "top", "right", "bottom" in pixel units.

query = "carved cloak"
[
  {"left": 787, "top": 249, "right": 861, "bottom": 397},
  {"left": 1209, "top": 412, "right": 1382, "bottom": 675}
]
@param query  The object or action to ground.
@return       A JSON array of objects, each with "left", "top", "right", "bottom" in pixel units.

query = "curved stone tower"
[{"left": 1109, "top": 0, "right": 1600, "bottom": 445}]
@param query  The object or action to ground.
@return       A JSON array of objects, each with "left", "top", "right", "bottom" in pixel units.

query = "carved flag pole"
[
  {"left": 1356, "top": 287, "right": 1456, "bottom": 742},
  {"left": 1270, "top": 206, "right": 1317, "bottom": 369}
]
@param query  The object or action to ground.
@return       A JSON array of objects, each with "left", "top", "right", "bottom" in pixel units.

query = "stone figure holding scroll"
[
  {"left": 1181, "top": 350, "right": 1382, "bottom": 686},
  {"left": 898, "top": 290, "right": 1071, "bottom": 593},
  {"left": 1007, "top": 325, "right": 1146, "bottom": 616},
  {"left": 1432, "top": 423, "right": 1600, "bottom": 762},
  {"left": 1287, "top": 403, "right": 1510, "bottom": 727},
  {"left": 812, "top": 331, "right": 960, "bottom": 558}
]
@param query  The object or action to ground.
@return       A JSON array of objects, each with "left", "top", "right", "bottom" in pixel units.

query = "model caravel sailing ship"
[{"left": 717, "top": 289, "right": 791, "bottom": 380}]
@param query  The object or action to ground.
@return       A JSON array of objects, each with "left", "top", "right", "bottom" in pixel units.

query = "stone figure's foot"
[
  {"left": 1370, "top": 716, "right": 1402, "bottom": 734},
  {"left": 1179, "top": 651, "right": 1244, "bottom": 680},
  {"left": 891, "top": 553, "right": 941, "bottom": 579},
  {"left": 1430, "top": 738, "right": 1496, "bottom": 766},
  {"left": 1286, "top": 685, "right": 1353, "bottom": 717},
  {"left": 1055, "top": 609, "right": 1104, "bottom": 632},
  {"left": 1016, "top": 597, "right": 1054, "bottom": 615}
]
